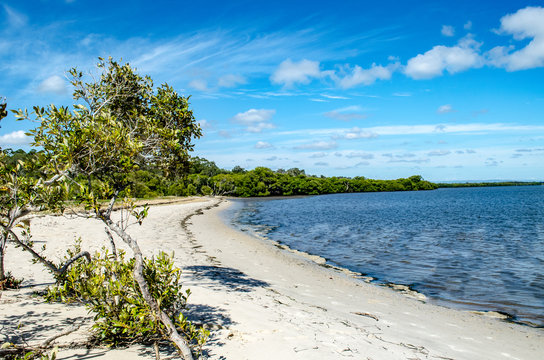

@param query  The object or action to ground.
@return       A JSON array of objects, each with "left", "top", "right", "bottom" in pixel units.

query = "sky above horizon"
[{"left": 1, "top": 0, "right": 543, "bottom": 181}]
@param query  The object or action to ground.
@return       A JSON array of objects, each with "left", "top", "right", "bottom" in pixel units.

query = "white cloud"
[
  {"left": 437, "top": 104, "right": 455, "bottom": 113},
  {"left": 464, "top": 21, "right": 473, "bottom": 30},
  {"left": 441, "top": 25, "right": 455, "bottom": 37},
  {"left": 336, "top": 63, "right": 398, "bottom": 88},
  {"left": 38, "top": 75, "right": 67, "bottom": 94},
  {"left": 294, "top": 140, "right": 337, "bottom": 150},
  {"left": 232, "top": 109, "right": 275, "bottom": 124},
  {"left": 189, "top": 79, "right": 209, "bottom": 91},
  {"left": 255, "top": 141, "right": 273, "bottom": 149},
  {"left": 218, "top": 74, "right": 246, "bottom": 88},
  {"left": 404, "top": 36, "right": 483, "bottom": 79},
  {"left": 0, "top": 130, "right": 30, "bottom": 146},
  {"left": 270, "top": 59, "right": 323, "bottom": 87},
  {"left": 232, "top": 109, "right": 276, "bottom": 133},
  {"left": 334, "top": 127, "right": 378, "bottom": 140},
  {"left": 314, "top": 161, "right": 328, "bottom": 166},
  {"left": 487, "top": 6, "right": 544, "bottom": 71}
]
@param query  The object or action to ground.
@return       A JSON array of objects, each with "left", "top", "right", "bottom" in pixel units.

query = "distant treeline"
[
  {"left": 437, "top": 181, "right": 544, "bottom": 188},
  {"left": 2, "top": 150, "right": 437, "bottom": 198}
]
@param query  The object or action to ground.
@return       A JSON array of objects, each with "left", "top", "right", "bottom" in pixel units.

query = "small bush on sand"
[
  {"left": 46, "top": 250, "right": 208, "bottom": 354},
  {"left": 0, "top": 271, "right": 23, "bottom": 290}
]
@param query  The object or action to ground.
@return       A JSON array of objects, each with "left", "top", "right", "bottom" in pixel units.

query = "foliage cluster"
[
  {"left": 0, "top": 151, "right": 438, "bottom": 198},
  {"left": 2, "top": 58, "right": 203, "bottom": 358},
  {"left": 46, "top": 249, "right": 208, "bottom": 351}
]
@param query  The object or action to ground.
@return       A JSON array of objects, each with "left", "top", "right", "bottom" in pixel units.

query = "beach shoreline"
[{"left": 1, "top": 197, "right": 543, "bottom": 359}]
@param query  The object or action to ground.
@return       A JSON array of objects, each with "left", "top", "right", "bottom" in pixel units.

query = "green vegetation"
[
  {"left": 46, "top": 248, "right": 208, "bottom": 352},
  {"left": 0, "top": 151, "right": 437, "bottom": 198},
  {"left": 2, "top": 58, "right": 203, "bottom": 359}
]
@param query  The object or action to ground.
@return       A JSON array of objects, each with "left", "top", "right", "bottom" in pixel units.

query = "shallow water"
[{"left": 224, "top": 186, "right": 544, "bottom": 327}]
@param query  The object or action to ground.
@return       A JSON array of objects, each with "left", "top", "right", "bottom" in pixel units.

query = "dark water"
[{"left": 224, "top": 187, "right": 544, "bottom": 327}]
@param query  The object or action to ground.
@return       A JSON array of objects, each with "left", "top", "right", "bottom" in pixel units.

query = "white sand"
[{"left": 1, "top": 198, "right": 542, "bottom": 359}]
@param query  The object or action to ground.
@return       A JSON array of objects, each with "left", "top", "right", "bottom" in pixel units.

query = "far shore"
[{"left": 1, "top": 197, "right": 542, "bottom": 359}]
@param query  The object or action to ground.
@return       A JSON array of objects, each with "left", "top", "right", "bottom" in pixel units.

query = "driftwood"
[{"left": 0, "top": 322, "right": 84, "bottom": 357}]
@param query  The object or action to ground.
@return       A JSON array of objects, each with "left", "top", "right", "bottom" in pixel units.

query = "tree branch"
[
  {"left": 9, "top": 230, "right": 90, "bottom": 276},
  {"left": 101, "top": 217, "right": 194, "bottom": 360}
]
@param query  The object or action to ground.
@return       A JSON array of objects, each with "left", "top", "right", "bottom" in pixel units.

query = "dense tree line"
[{"left": 1, "top": 151, "right": 437, "bottom": 198}]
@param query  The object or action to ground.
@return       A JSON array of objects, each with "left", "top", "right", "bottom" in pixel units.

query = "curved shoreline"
[
  {"left": 222, "top": 196, "right": 542, "bottom": 328},
  {"left": 1, "top": 197, "right": 542, "bottom": 359},
  {"left": 187, "top": 198, "right": 543, "bottom": 359}
]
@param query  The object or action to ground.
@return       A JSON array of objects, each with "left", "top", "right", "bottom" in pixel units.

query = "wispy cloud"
[
  {"left": 321, "top": 94, "right": 349, "bottom": 100},
  {"left": 294, "top": 140, "right": 337, "bottom": 150},
  {"left": 218, "top": 74, "right": 246, "bottom": 88},
  {"left": 441, "top": 25, "right": 455, "bottom": 37},
  {"left": 428, "top": 150, "right": 451, "bottom": 156},
  {"left": 275, "top": 123, "right": 544, "bottom": 137},
  {"left": 437, "top": 104, "right": 455, "bottom": 113},
  {"left": 345, "top": 151, "right": 374, "bottom": 159},
  {"left": 189, "top": 79, "right": 209, "bottom": 91},
  {"left": 2, "top": 4, "right": 28, "bottom": 28},
  {"left": 37, "top": 75, "right": 67, "bottom": 94},
  {"left": 309, "top": 152, "right": 327, "bottom": 158},
  {"left": 324, "top": 105, "right": 367, "bottom": 121}
]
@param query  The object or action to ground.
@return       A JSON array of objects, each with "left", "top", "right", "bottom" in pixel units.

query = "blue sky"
[{"left": 1, "top": 0, "right": 543, "bottom": 181}]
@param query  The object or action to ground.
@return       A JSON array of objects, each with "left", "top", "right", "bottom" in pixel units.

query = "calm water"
[{"left": 225, "top": 186, "right": 544, "bottom": 327}]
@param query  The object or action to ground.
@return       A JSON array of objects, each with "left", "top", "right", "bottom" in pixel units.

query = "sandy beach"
[{"left": 1, "top": 198, "right": 542, "bottom": 359}]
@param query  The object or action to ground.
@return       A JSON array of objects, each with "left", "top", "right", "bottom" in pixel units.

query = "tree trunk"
[
  {"left": 0, "top": 245, "right": 5, "bottom": 282},
  {"left": 102, "top": 217, "right": 194, "bottom": 360}
]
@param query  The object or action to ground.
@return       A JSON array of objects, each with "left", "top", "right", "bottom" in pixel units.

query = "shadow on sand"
[{"left": 184, "top": 265, "right": 270, "bottom": 293}]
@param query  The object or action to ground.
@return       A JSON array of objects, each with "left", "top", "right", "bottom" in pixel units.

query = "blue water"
[{"left": 225, "top": 187, "right": 544, "bottom": 327}]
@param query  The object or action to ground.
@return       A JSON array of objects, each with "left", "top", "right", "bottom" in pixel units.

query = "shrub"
[{"left": 46, "top": 250, "right": 208, "bottom": 352}]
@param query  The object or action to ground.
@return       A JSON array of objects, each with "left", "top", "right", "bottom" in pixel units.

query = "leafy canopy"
[{"left": 18, "top": 57, "right": 202, "bottom": 199}]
